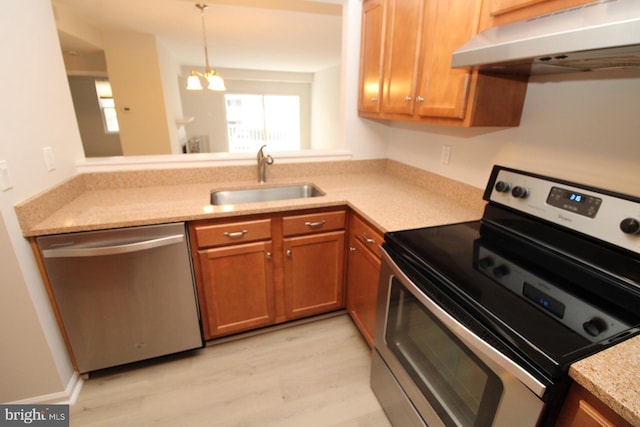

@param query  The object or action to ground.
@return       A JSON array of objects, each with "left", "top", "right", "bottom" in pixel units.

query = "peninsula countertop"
[
  {"left": 15, "top": 159, "right": 486, "bottom": 237},
  {"left": 14, "top": 159, "right": 640, "bottom": 426}
]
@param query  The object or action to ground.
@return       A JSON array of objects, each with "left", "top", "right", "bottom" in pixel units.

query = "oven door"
[{"left": 372, "top": 248, "right": 547, "bottom": 427}]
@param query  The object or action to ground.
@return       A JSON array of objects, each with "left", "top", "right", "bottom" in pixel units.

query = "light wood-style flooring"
[{"left": 70, "top": 314, "right": 392, "bottom": 427}]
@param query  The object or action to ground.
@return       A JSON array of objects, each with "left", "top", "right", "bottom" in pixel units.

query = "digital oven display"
[
  {"left": 546, "top": 187, "right": 602, "bottom": 218},
  {"left": 568, "top": 193, "right": 584, "bottom": 203}
]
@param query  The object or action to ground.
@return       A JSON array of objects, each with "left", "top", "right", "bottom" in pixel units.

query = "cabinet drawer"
[
  {"left": 195, "top": 219, "right": 271, "bottom": 248},
  {"left": 283, "top": 210, "right": 346, "bottom": 236},
  {"left": 350, "top": 214, "right": 384, "bottom": 258}
]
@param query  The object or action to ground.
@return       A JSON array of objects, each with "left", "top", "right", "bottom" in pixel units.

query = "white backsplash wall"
[{"left": 384, "top": 71, "right": 640, "bottom": 197}]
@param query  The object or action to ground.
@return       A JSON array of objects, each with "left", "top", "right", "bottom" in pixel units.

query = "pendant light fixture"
[{"left": 186, "top": 3, "right": 226, "bottom": 91}]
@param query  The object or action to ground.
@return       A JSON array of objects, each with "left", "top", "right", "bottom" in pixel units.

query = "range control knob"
[
  {"left": 494, "top": 181, "right": 510, "bottom": 193},
  {"left": 583, "top": 317, "right": 608, "bottom": 337},
  {"left": 620, "top": 218, "right": 640, "bottom": 235},
  {"left": 511, "top": 186, "right": 528, "bottom": 199},
  {"left": 478, "top": 257, "right": 495, "bottom": 269},
  {"left": 493, "top": 265, "right": 510, "bottom": 279}
]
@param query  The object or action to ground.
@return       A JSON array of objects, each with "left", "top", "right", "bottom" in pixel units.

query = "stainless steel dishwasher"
[{"left": 36, "top": 222, "right": 204, "bottom": 374}]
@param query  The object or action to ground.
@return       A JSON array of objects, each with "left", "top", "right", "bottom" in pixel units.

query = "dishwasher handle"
[{"left": 42, "top": 234, "right": 185, "bottom": 258}]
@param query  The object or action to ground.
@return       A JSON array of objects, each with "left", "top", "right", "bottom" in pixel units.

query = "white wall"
[
  {"left": 157, "top": 40, "right": 188, "bottom": 154},
  {"left": 311, "top": 65, "right": 341, "bottom": 150},
  {"left": 67, "top": 76, "right": 123, "bottom": 157},
  {"left": 0, "top": 0, "right": 82, "bottom": 402},
  {"left": 385, "top": 71, "right": 640, "bottom": 196},
  {"left": 103, "top": 31, "right": 174, "bottom": 155}
]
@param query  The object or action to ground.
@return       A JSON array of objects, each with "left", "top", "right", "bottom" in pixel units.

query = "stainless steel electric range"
[{"left": 372, "top": 165, "right": 640, "bottom": 427}]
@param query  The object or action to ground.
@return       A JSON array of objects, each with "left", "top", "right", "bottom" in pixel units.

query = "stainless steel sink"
[{"left": 211, "top": 184, "right": 325, "bottom": 205}]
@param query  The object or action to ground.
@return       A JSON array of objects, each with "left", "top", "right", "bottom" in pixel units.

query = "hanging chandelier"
[{"left": 186, "top": 3, "right": 226, "bottom": 91}]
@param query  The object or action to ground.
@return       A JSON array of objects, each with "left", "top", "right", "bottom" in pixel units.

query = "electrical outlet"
[
  {"left": 440, "top": 145, "right": 452, "bottom": 165},
  {"left": 0, "top": 160, "right": 13, "bottom": 191},
  {"left": 43, "top": 146, "right": 56, "bottom": 171}
]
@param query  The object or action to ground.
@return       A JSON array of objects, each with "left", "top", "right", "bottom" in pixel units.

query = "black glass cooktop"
[{"left": 383, "top": 213, "right": 640, "bottom": 380}]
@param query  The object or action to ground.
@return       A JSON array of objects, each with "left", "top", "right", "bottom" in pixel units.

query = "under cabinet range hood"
[{"left": 451, "top": 0, "right": 640, "bottom": 75}]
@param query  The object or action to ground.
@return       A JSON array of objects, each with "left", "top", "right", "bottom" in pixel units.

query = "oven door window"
[{"left": 386, "top": 277, "right": 503, "bottom": 427}]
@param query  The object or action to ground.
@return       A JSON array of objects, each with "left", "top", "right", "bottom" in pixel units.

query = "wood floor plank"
[{"left": 70, "top": 315, "right": 392, "bottom": 427}]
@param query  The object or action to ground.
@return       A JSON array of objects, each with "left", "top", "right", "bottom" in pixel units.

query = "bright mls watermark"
[{"left": 0, "top": 405, "right": 68, "bottom": 426}]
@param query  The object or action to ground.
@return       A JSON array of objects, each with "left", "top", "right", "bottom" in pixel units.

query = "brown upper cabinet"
[
  {"left": 358, "top": 0, "right": 529, "bottom": 127},
  {"left": 358, "top": 0, "right": 386, "bottom": 114},
  {"left": 483, "top": 0, "right": 595, "bottom": 27}
]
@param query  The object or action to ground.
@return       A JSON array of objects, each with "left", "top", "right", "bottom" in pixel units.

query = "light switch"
[
  {"left": 43, "top": 146, "right": 56, "bottom": 171},
  {"left": 0, "top": 160, "right": 13, "bottom": 191}
]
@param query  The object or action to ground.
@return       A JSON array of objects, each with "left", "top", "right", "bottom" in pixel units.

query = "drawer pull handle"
[
  {"left": 362, "top": 232, "right": 376, "bottom": 244},
  {"left": 223, "top": 229, "right": 248, "bottom": 238},
  {"left": 304, "top": 220, "right": 326, "bottom": 228}
]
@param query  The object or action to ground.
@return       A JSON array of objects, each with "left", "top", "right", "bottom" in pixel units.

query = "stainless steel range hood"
[{"left": 451, "top": 0, "right": 640, "bottom": 75}]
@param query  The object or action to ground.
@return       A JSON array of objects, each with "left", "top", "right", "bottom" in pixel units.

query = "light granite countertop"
[
  {"left": 14, "top": 159, "right": 640, "bottom": 425},
  {"left": 15, "top": 159, "right": 486, "bottom": 236}
]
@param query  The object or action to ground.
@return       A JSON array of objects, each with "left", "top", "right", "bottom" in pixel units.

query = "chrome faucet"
[{"left": 257, "top": 144, "right": 274, "bottom": 183}]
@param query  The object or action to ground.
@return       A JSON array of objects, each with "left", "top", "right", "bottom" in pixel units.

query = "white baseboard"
[{"left": 9, "top": 372, "right": 84, "bottom": 405}]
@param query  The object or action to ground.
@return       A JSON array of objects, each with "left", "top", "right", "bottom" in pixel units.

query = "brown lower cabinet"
[
  {"left": 556, "top": 382, "right": 632, "bottom": 427},
  {"left": 283, "top": 231, "right": 345, "bottom": 320},
  {"left": 346, "top": 212, "right": 384, "bottom": 347},
  {"left": 189, "top": 208, "right": 347, "bottom": 340},
  {"left": 197, "top": 240, "right": 276, "bottom": 338}
]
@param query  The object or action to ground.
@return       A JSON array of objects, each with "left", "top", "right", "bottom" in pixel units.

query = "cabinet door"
[
  {"left": 485, "top": 0, "right": 593, "bottom": 27},
  {"left": 346, "top": 236, "right": 381, "bottom": 347},
  {"left": 358, "top": 0, "right": 386, "bottom": 114},
  {"left": 381, "top": 0, "right": 424, "bottom": 115},
  {"left": 490, "top": 0, "right": 548, "bottom": 15},
  {"left": 415, "top": 0, "right": 481, "bottom": 119},
  {"left": 556, "top": 383, "right": 633, "bottom": 427},
  {"left": 283, "top": 231, "right": 346, "bottom": 320},
  {"left": 198, "top": 241, "right": 275, "bottom": 339}
]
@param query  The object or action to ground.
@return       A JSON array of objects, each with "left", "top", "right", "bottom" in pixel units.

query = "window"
[
  {"left": 94, "top": 80, "right": 119, "bottom": 133},
  {"left": 224, "top": 94, "right": 300, "bottom": 153}
]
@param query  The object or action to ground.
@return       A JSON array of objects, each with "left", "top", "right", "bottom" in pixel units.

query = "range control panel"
[{"left": 484, "top": 166, "right": 640, "bottom": 255}]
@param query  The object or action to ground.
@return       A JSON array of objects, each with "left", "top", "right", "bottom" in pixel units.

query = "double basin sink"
[{"left": 211, "top": 184, "right": 324, "bottom": 205}]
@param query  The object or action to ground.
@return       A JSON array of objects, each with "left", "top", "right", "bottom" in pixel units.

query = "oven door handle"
[{"left": 381, "top": 249, "right": 547, "bottom": 398}]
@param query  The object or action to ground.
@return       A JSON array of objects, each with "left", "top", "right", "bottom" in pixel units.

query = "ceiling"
[{"left": 52, "top": 0, "right": 344, "bottom": 73}]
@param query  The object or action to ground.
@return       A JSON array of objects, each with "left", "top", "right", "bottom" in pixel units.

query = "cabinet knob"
[
  {"left": 371, "top": 97, "right": 378, "bottom": 102},
  {"left": 349, "top": 247, "right": 357, "bottom": 252},
  {"left": 361, "top": 233, "right": 376, "bottom": 244},
  {"left": 286, "top": 249, "right": 292, "bottom": 257},
  {"left": 266, "top": 252, "right": 272, "bottom": 260},
  {"left": 404, "top": 96, "right": 412, "bottom": 102},
  {"left": 416, "top": 96, "right": 424, "bottom": 102}
]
